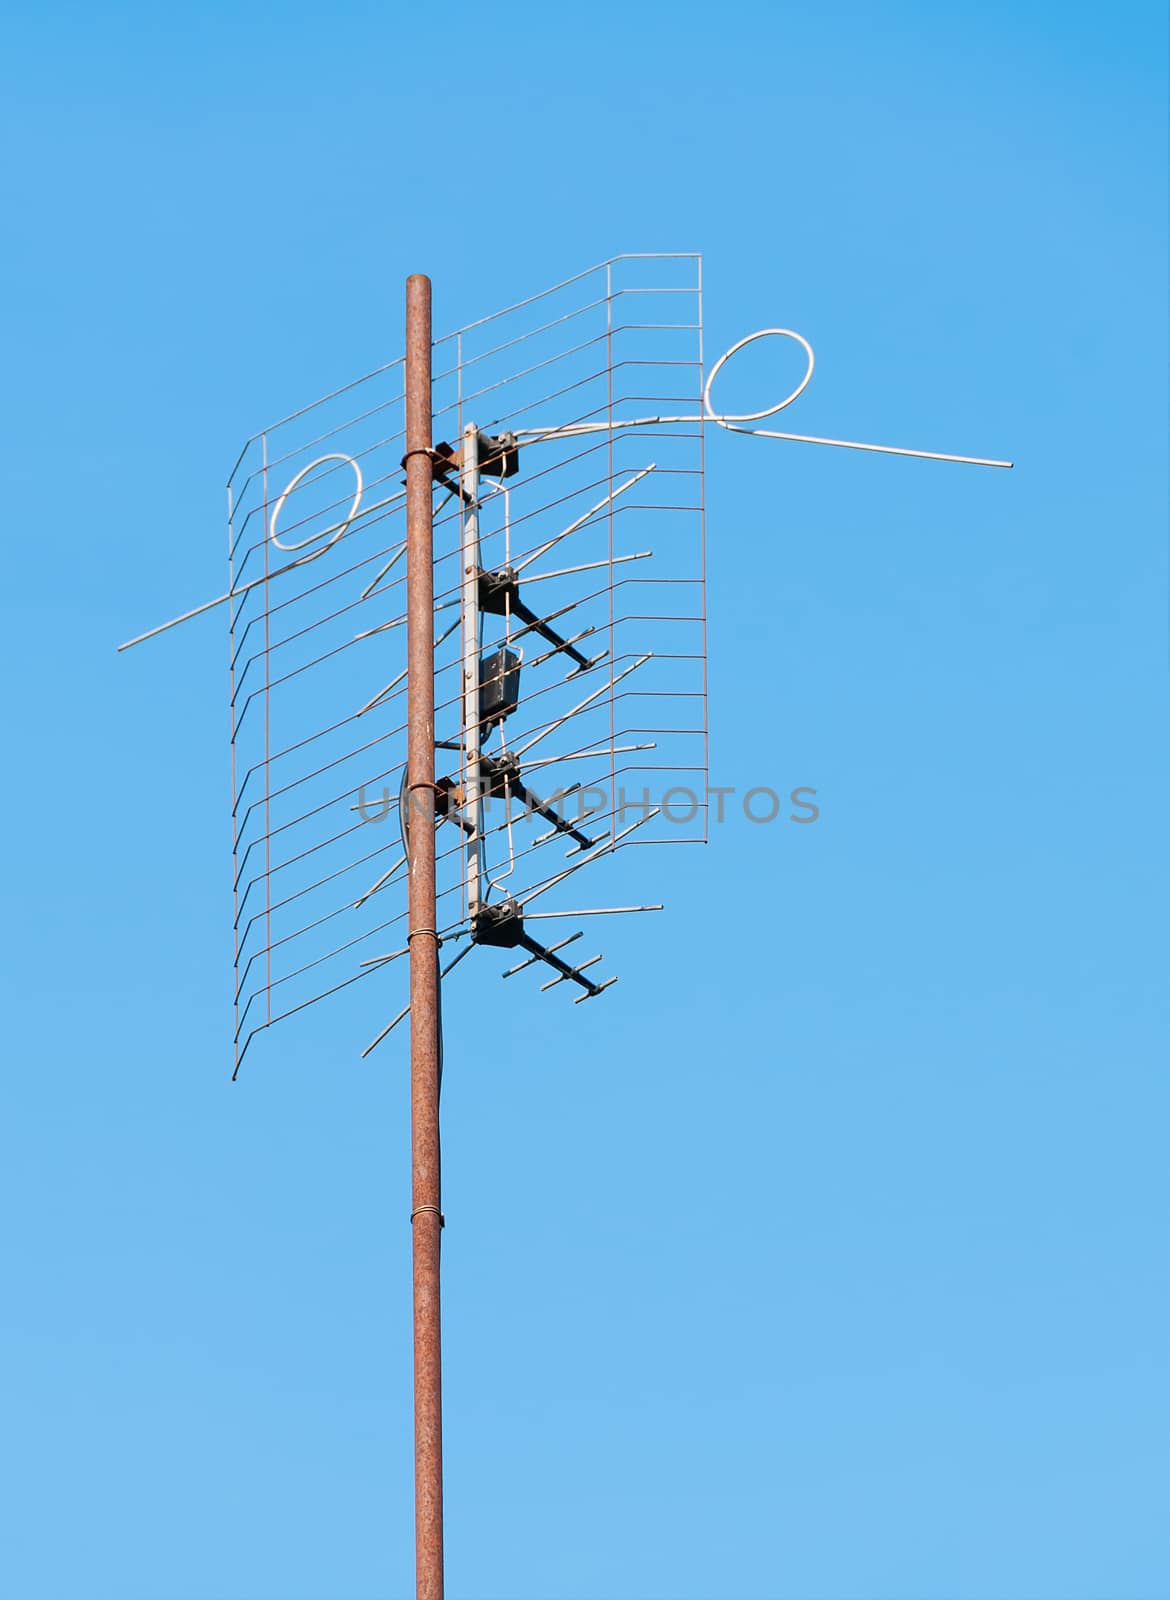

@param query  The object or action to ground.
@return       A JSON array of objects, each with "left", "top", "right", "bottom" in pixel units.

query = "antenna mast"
[{"left": 404, "top": 274, "right": 444, "bottom": 1600}]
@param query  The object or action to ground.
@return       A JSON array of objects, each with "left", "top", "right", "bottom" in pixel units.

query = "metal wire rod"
[
  {"left": 520, "top": 740, "right": 656, "bottom": 772},
  {"left": 357, "top": 618, "right": 458, "bottom": 720},
  {"left": 443, "top": 327, "right": 696, "bottom": 434},
  {"left": 354, "top": 854, "right": 407, "bottom": 910},
  {"left": 234, "top": 885, "right": 406, "bottom": 996},
  {"left": 433, "top": 324, "right": 696, "bottom": 435},
  {"left": 232, "top": 948, "right": 405, "bottom": 1077},
  {"left": 235, "top": 831, "right": 405, "bottom": 941},
  {"left": 123, "top": 493, "right": 407, "bottom": 653},
  {"left": 236, "top": 888, "right": 458, "bottom": 1033},
  {"left": 233, "top": 698, "right": 396, "bottom": 809},
  {"left": 228, "top": 519, "right": 414, "bottom": 671},
  {"left": 429, "top": 252, "right": 696, "bottom": 346},
  {"left": 522, "top": 905, "right": 664, "bottom": 918},
  {"left": 512, "top": 465, "right": 657, "bottom": 574},
  {"left": 228, "top": 355, "right": 407, "bottom": 476},
  {"left": 522, "top": 551, "right": 652, "bottom": 585},
  {"left": 353, "top": 597, "right": 456, "bottom": 645},
  {"left": 358, "top": 669, "right": 409, "bottom": 720},
  {"left": 236, "top": 719, "right": 409, "bottom": 835},
  {"left": 359, "top": 940, "right": 473, "bottom": 1061},
  {"left": 358, "top": 945, "right": 410, "bottom": 970},
  {"left": 513, "top": 327, "right": 1012, "bottom": 469},
  {"left": 360, "top": 541, "right": 407, "bottom": 601},
  {"left": 360, "top": 1005, "right": 410, "bottom": 1058},
  {"left": 519, "top": 808, "right": 661, "bottom": 909},
  {"left": 235, "top": 784, "right": 394, "bottom": 890},
  {"left": 513, "top": 654, "right": 653, "bottom": 760}
]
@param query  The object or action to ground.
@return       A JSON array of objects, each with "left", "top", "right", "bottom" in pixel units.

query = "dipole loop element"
[
  {"left": 269, "top": 453, "right": 365, "bottom": 553},
  {"left": 702, "top": 327, "right": 816, "bottom": 425}
]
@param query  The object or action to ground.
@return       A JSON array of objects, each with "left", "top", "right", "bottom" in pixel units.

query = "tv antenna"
[{"left": 119, "top": 255, "right": 1010, "bottom": 1599}]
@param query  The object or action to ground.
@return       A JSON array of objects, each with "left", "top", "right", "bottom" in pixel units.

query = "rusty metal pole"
[{"left": 404, "top": 272, "right": 444, "bottom": 1600}]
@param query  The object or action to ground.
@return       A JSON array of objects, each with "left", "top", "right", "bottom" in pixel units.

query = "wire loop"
[
  {"left": 269, "top": 453, "right": 364, "bottom": 553},
  {"left": 702, "top": 327, "right": 815, "bottom": 424}
]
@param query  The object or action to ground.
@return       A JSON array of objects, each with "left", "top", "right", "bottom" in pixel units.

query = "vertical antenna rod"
[{"left": 405, "top": 272, "right": 444, "bottom": 1600}]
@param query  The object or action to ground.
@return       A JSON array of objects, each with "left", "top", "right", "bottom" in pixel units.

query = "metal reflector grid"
[{"left": 227, "top": 255, "right": 706, "bottom": 1073}]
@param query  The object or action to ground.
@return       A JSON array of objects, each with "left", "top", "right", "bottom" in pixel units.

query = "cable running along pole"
[{"left": 404, "top": 272, "right": 444, "bottom": 1600}]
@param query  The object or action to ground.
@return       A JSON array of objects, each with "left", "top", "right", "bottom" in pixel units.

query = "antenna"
[{"left": 119, "top": 253, "right": 1010, "bottom": 1600}]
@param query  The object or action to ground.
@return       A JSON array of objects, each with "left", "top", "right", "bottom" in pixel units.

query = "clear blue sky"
[{"left": 1, "top": 4, "right": 1166, "bottom": 1598}]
